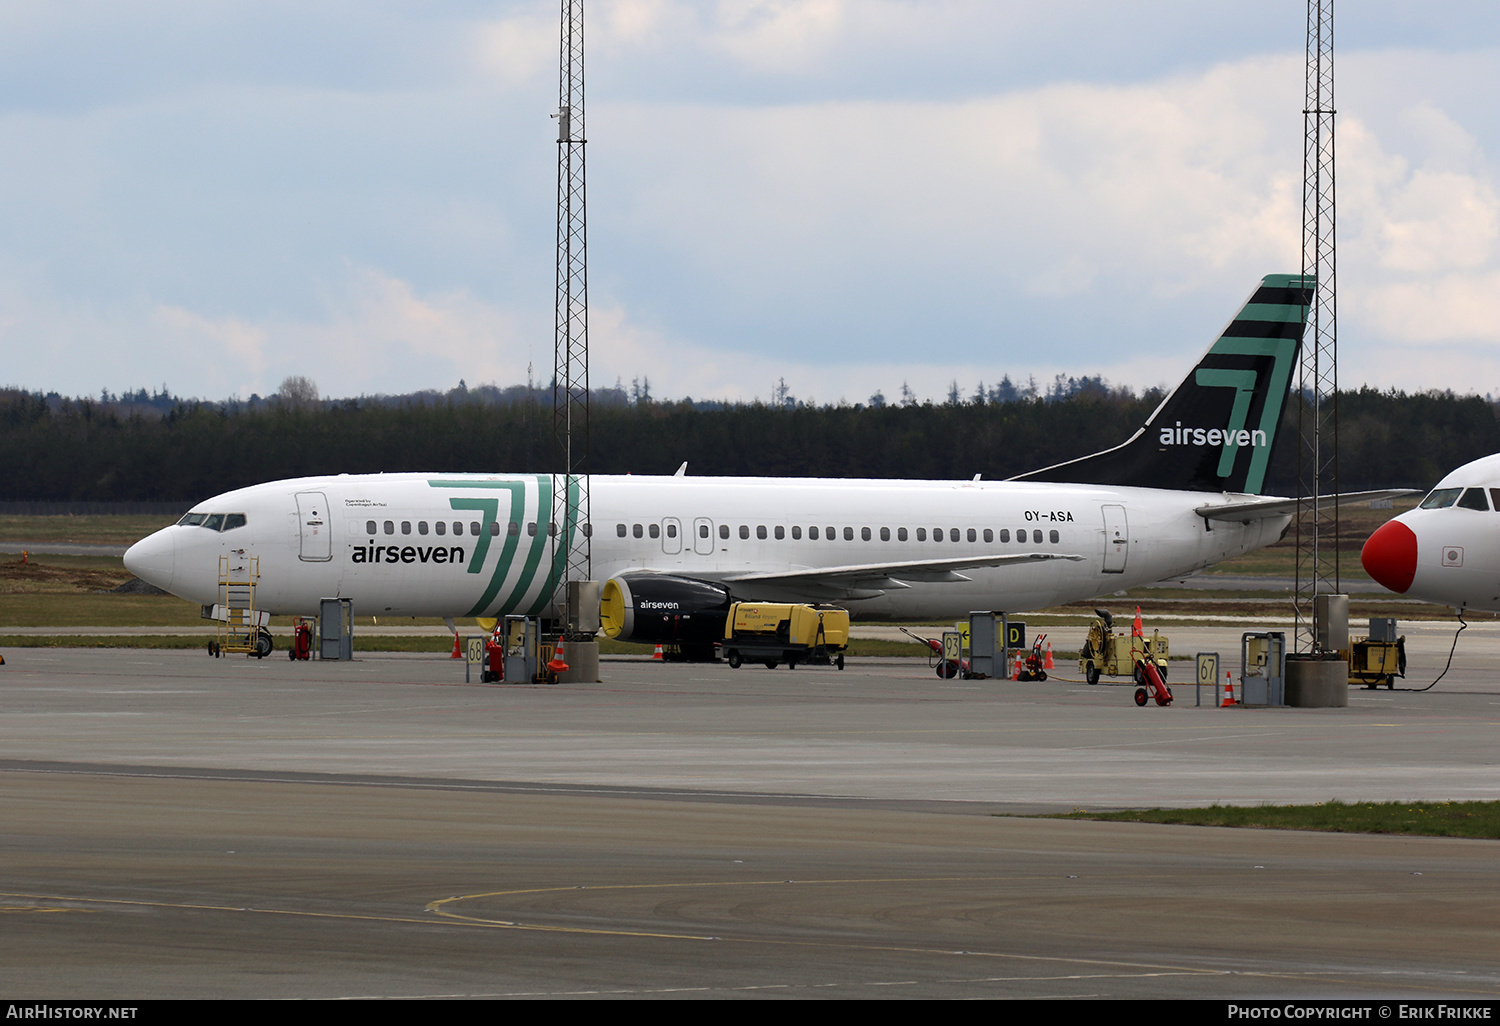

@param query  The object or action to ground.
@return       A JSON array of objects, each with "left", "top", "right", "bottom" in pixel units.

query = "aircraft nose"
[
  {"left": 123, "top": 529, "right": 175, "bottom": 592},
  {"left": 1361, "top": 520, "right": 1418, "bottom": 594}
]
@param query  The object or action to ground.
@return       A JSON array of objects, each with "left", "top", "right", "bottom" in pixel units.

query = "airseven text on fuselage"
[{"left": 350, "top": 542, "right": 467, "bottom": 566}]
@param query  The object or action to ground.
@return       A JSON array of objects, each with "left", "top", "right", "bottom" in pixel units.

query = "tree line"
[{"left": 1, "top": 385, "right": 1494, "bottom": 502}]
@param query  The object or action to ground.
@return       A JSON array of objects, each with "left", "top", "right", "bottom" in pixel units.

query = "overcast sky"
[{"left": 2, "top": 0, "right": 1498, "bottom": 403}]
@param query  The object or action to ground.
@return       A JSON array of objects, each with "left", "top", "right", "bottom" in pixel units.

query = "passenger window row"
[
  {"left": 177, "top": 512, "right": 247, "bottom": 531},
  {"left": 363, "top": 520, "right": 593, "bottom": 538},
  {"left": 616, "top": 522, "right": 676, "bottom": 540},
  {"left": 614, "top": 523, "right": 1062, "bottom": 544}
]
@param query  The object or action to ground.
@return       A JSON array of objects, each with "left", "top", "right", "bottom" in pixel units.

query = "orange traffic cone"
[
  {"left": 652, "top": 643, "right": 664, "bottom": 661},
  {"left": 1011, "top": 651, "right": 1023, "bottom": 680},
  {"left": 548, "top": 639, "right": 570, "bottom": 674},
  {"left": 450, "top": 633, "right": 463, "bottom": 659},
  {"left": 1220, "top": 671, "right": 1237, "bottom": 707},
  {"left": 1043, "top": 642, "right": 1054, "bottom": 669}
]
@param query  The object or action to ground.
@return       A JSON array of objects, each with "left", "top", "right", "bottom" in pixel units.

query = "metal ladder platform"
[{"left": 215, "top": 554, "right": 261, "bottom": 656}]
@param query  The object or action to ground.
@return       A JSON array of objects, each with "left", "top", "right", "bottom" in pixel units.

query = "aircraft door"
[
  {"left": 661, "top": 517, "right": 683, "bottom": 555},
  {"left": 296, "top": 491, "right": 332, "bottom": 562},
  {"left": 1101, "top": 504, "right": 1128, "bottom": 573},
  {"left": 693, "top": 518, "right": 714, "bottom": 556}
]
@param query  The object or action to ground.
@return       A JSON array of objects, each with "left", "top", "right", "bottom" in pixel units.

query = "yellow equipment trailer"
[
  {"left": 723, "top": 603, "right": 850, "bottom": 670},
  {"left": 1078, "top": 609, "right": 1169, "bottom": 686}
]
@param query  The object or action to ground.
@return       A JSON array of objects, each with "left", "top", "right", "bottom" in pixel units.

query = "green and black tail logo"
[{"left": 1015, "top": 274, "right": 1312, "bottom": 495}]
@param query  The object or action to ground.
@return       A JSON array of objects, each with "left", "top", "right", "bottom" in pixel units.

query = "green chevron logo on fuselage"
[{"left": 426, "top": 476, "right": 579, "bottom": 618}]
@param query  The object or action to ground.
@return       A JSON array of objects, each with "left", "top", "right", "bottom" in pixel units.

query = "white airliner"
[
  {"left": 126, "top": 274, "right": 1330, "bottom": 656},
  {"left": 1363, "top": 453, "right": 1500, "bottom": 611}
]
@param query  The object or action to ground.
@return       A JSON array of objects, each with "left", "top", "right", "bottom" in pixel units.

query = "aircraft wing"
[
  {"left": 722, "top": 552, "right": 1086, "bottom": 592},
  {"left": 1195, "top": 489, "right": 1419, "bottom": 523}
]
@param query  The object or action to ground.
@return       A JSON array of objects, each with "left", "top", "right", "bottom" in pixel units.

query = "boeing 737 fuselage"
[{"left": 124, "top": 275, "right": 1323, "bottom": 650}]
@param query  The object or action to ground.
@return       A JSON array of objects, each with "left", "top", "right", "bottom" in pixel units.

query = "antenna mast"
[
  {"left": 1294, "top": 0, "right": 1338, "bottom": 652},
  {"left": 551, "top": 0, "right": 590, "bottom": 624}
]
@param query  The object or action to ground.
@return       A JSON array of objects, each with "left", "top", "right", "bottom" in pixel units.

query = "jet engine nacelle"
[{"left": 599, "top": 572, "right": 733, "bottom": 649}]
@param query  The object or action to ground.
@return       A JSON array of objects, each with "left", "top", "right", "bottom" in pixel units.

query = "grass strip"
[
  {"left": 0, "top": 635, "right": 523, "bottom": 654},
  {"left": 0, "top": 514, "right": 179, "bottom": 546},
  {"left": 1043, "top": 800, "right": 1500, "bottom": 839},
  {"left": 2, "top": 635, "right": 215, "bottom": 651},
  {"left": 0, "top": 635, "right": 939, "bottom": 657}
]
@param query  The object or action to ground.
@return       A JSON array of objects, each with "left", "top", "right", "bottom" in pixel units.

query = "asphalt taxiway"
[{"left": 3, "top": 639, "right": 1500, "bottom": 999}]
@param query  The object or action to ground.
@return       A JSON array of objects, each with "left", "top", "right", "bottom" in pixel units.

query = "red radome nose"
[{"left": 1362, "top": 520, "right": 1418, "bottom": 594}]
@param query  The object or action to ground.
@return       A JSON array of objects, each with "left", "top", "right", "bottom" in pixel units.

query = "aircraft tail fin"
[{"left": 1013, "top": 274, "right": 1313, "bottom": 495}]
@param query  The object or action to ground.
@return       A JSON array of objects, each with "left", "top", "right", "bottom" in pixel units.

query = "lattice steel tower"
[
  {"left": 550, "top": 0, "right": 591, "bottom": 626},
  {"left": 1293, "top": 0, "right": 1338, "bottom": 651}
]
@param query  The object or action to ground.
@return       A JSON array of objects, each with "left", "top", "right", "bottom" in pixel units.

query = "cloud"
[
  {"left": 473, "top": 9, "right": 556, "bottom": 89},
  {"left": 597, "top": 54, "right": 1307, "bottom": 374},
  {"left": 705, "top": 0, "right": 849, "bottom": 73},
  {"left": 0, "top": 266, "right": 549, "bottom": 400},
  {"left": 258, "top": 268, "right": 548, "bottom": 396},
  {"left": 1359, "top": 273, "right": 1500, "bottom": 347},
  {"left": 597, "top": 47, "right": 1500, "bottom": 390},
  {"left": 1377, "top": 168, "right": 1499, "bottom": 274},
  {"left": 1327, "top": 97, "right": 1500, "bottom": 359},
  {"left": 2, "top": 7, "right": 1499, "bottom": 403},
  {"left": 152, "top": 306, "right": 270, "bottom": 384}
]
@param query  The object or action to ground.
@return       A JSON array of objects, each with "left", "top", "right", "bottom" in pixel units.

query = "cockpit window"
[
  {"left": 1419, "top": 488, "right": 1463, "bottom": 510},
  {"left": 1457, "top": 489, "right": 1490, "bottom": 512},
  {"left": 180, "top": 512, "right": 250, "bottom": 530}
]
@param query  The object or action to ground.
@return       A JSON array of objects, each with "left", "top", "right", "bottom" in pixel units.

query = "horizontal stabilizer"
[{"left": 1195, "top": 489, "right": 1420, "bottom": 522}]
